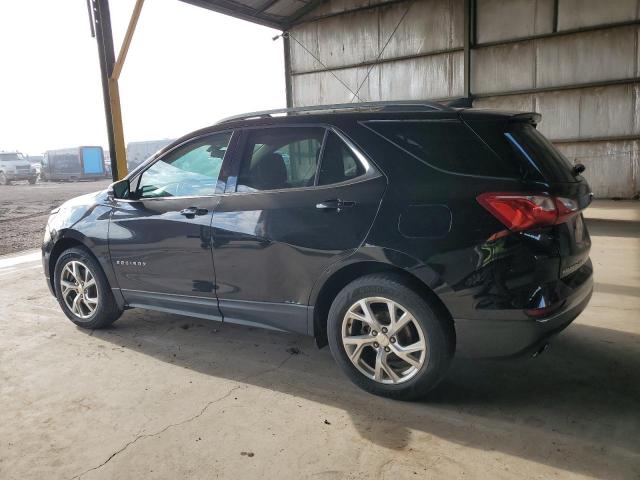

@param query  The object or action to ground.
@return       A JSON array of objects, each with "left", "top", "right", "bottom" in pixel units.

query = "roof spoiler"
[
  {"left": 512, "top": 112, "right": 542, "bottom": 125},
  {"left": 458, "top": 109, "right": 542, "bottom": 125}
]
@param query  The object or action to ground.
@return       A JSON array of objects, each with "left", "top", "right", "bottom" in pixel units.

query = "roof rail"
[{"left": 216, "top": 100, "right": 451, "bottom": 124}]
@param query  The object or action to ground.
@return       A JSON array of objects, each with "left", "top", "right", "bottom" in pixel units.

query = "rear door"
[
  {"left": 109, "top": 131, "right": 233, "bottom": 315},
  {"left": 211, "top": 125, "right": 386, "bottom": 333}
]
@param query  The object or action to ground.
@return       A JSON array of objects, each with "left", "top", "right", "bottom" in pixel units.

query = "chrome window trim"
[{"left": 224, "top": 123, "right": 380, "bottom": 196}]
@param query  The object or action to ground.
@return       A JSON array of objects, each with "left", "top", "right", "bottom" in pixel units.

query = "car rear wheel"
[
  {"left": 327, "top": 273, "right": 453, "bottom": 400},
  {"left": 0, "top": 172, "right": 10, "bottom": 185},
  {"left": 54, "top": 247, "right": 122, "bottom": 329}
]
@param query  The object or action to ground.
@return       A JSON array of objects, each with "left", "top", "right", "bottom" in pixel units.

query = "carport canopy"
[{"left": 179, "top": 0, "right": 323, "bottom": 29}]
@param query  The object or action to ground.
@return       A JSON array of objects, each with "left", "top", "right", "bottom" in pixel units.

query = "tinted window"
[
  {"left": 318, "top": 132, "right": 365, "bottom": 185},
  {"left": 135, "top": 132, "right": 231, "bottom": 198},
  {"left": 237, "top": 127, "right": 324, "bottom": 192},
  {"left": 365, "top": 120, "right": 521, "bottom": 178},
  {"left": 506, "top": 122, "right": 576, "bottom": 182}
]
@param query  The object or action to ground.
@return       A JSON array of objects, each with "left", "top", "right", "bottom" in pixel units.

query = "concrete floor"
[{"left": 1, "top": 201, "right": 638, "bottom": 479}]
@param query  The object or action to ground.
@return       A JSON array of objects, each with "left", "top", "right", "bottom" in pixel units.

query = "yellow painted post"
[
  {"left": 107, "top": 0, "right": 145, "bottom": 180},
  {"left": 108, "top": 78, "right": 128, "bottom": 180}
]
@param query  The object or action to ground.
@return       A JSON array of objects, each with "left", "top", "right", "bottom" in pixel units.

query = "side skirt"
[{"left": 121, "top": 289, "right": 311, "bottom": 335}]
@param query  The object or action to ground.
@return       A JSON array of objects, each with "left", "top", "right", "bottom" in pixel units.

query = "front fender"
[{"left": 43, "top": 193, "right": 119, "bottom": 305}]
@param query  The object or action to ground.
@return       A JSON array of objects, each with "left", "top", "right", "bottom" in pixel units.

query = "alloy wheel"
[
  {"left": 341, "top": 297, "right": 427, "bottom": 384},
  {"left": 60, "top": 260, "right": 99, "bottom": 320}
]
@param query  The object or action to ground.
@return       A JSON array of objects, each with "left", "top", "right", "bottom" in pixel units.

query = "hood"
[{"left": 53, "top": 189, "right": 109, "bottom": 214}]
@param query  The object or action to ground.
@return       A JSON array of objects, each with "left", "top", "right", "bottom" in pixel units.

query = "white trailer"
[{"left": 126, "top": 139, "right": 174, "bottom": 171}]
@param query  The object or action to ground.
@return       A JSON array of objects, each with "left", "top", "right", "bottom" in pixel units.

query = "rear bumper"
[{"left": 454, "top": 268, "right": 593, "bottom": 358}]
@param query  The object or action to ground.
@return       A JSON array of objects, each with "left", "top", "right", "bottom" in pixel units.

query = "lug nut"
[
  {"left": 373, "top": 342, "right": 379, "bottom": 348},
  {"left": 384, "top": 346, "right": 390, "bottom": 352},
  {"left": 382, "top": 327, "right": 388, "bottom": 334},
  {"left": 390, "top": 337, "right": 396, "bottom": 343},
  {"left": 371, "top": 330, "right": 377, "bottom": 336}
]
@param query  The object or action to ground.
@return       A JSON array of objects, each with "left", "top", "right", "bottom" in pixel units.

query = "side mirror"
[{"left": 108, "top": 179, "right": 130, "bottom": 200}]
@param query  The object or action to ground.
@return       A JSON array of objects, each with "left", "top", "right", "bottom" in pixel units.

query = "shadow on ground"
[{"left": 87, "top": 310, "right": 640, "bottom": 479}]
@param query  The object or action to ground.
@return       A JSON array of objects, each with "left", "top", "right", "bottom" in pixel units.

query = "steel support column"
[
  {"left": 92, "top": 0, "right": 120, "bottom": 181},
  {"left": 90, "top": 0, "right": 144, "bottom": 181},
  {"left": 463, "top": 0, "right": 475, "bottom": 101},
  {"left": 283, "top": 33, "right": 293, "bottom": 108}
]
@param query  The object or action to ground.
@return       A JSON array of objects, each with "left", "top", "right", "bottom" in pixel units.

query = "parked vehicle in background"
[
  {"left": 0, "top": 151, "right": 38, "bottom": 185},
  {"left": 127, "top": 139, "right": 174, "bottom": 171},
  {"left": 41, "top": 146, "right": 105, "bottom": 182},
  {"left": 42, "top": 102, "right": 594, "bottom": 400}
]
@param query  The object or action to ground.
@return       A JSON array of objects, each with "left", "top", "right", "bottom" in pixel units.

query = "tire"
[
  {"left": 54, "top": 247, "right": 122, "bottom": 329},
  {"left": 0, "top": 172, "right": 10, "bottom": 185},
  {"left": 28, "top": 177, "right": 37, "bottom": 185},
  {"left": 327, "top": 273, "right": 454, "bottom": 400}
]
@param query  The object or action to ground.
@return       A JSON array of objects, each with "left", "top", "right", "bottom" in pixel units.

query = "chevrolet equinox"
[{"left": 42, "top": 101, "right": 593, "bottom": 399}]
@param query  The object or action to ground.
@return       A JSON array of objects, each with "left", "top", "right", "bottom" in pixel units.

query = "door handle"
[
  {"left": 180, "top": 207, "right": 208, "bottom": 218},
  {"left": 315, "top": 199, "right": 355, "bottom": 211}
]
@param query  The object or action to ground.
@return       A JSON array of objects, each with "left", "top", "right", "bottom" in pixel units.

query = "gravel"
[{"left": 0, "top": 179, "right": 112, "bottom": 256}]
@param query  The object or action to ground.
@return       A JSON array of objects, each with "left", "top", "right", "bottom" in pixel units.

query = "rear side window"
[
  {"left": 465, "top": 121, "right": 577, "bottom": 183},
  {"left": 365, "top": 120, "right": 521, "bottom": 178},
  {"left": 317, "top": 132, "right": 365, "bottom": 185},
  {"left": 505, "top": 123, "right": 576, "bottom": 182},
  {"left": 237, "top": 127, "right": 324, "bottom": 192}
]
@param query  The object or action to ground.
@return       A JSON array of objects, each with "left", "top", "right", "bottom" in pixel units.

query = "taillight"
[{"left": 477, "top": 192, "right": 579, "bottom": 232}]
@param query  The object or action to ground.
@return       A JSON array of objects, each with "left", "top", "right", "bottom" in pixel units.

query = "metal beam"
[
  {"left": 290, "top": 47, "right": 464, "bottom": 76},
  {"left": 463, "top": 0, "right": 474, "bottom": 98},
  {"left": 473, "top": 77, "right": 640, "bottom": 98},
  {"left": 91, "top": 0, "right": 146, "bottom": 181},
  {"left": 552, "top": 134, "right": 640, "bottom": 144},
  {"left": 112, "top": 0, "right": 145, "bottom": 81},
  {"left": 283, "top": 34, "right": 293, "bottom": 107},
  {"left": 474, "top": 19, "right": 640, "bottom": 49},
  {"left": 92, "top": 0, "right": 120, "bottom": 182}
]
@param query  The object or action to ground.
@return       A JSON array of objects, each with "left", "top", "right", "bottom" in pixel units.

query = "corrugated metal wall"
[{"left": 287, "top": 0, "right": 640, "bottom": 198}]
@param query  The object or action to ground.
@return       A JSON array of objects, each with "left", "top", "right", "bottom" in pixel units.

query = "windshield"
[{"left": 0, "top": 153, "right": 26, "bottom": 162}]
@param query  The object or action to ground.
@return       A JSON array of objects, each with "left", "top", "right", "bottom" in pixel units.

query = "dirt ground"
[
  {"left": 0, "top": 179, "right": 111, "bottom": 255},
  {"left": 0, "top": 201, "right": 638, "bottom": 479}
]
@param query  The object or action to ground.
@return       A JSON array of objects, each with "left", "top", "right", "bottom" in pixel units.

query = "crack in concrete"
[{"left": 69, "top": 352, "right": 296, "bottom": 479}]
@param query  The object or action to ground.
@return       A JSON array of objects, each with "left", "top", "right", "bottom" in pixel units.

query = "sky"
[{"left": 0, "top": 0, "right": 285, "bottom": 155}]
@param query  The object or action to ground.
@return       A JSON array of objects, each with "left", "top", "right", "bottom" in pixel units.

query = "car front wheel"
[
  {"left": 54, "top": 247, "right": 122, "bottom": 329},
  {"left": 327, "top": 273, "right": 454, "bottom": 400}
]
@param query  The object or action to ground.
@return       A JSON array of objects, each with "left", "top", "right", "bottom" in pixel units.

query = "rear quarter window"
[
  {"left": 466, "top": 120, "right": 577, "bottom": 183},
  {"left": 363, "top": 120, "right": 522, "bottom": 178}
]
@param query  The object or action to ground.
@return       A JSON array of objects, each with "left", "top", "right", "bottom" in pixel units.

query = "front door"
[
  {"left": 211, "top": 126, "right": 386, "bottom": 333},
  {"left": 109, "top": 131, "right": 234, "bottom": 315}
]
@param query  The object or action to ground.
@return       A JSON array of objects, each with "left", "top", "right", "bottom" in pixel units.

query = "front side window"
[
  {"left": 237, "top": 127, "right": 325, "bottom": 192},
  {"left": 135, "top": 132, "right": 232, "bottom": 198}
]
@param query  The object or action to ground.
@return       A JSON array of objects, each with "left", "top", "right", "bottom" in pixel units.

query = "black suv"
[{"left": 42, "top": 102, "right": 593, "bottom": 399}]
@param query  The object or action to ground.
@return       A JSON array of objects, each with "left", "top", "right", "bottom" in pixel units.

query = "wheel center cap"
[{"left": 376, "top": 332, "right": 390, "bottom": 347}]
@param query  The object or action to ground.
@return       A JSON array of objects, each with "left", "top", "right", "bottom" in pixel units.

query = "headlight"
[{"left": 43, "top": 224, "right": 51, "bottom": 243}]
